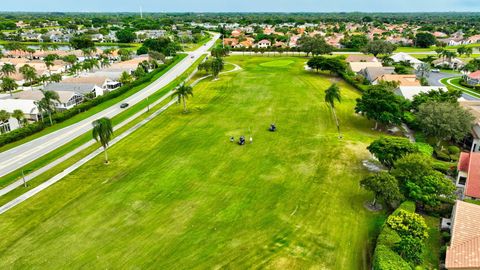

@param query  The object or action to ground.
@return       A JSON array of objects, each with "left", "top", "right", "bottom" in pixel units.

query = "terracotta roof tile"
[{"left": 446, "top": 201, "right": 480, "bottom": 269}]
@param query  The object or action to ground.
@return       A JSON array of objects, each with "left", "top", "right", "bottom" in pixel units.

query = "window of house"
[{"left": 459, "top": 176, "right": 467, "bottom": 186}]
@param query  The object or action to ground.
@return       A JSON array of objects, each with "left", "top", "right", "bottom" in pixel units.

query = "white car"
[{"left": 431, "top": 69, "right": 440, "bottom": 73}]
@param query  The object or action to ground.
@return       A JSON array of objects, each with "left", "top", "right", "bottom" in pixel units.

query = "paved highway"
[{"left": 0, "top": 33, "right": 220, "bottom": 178}]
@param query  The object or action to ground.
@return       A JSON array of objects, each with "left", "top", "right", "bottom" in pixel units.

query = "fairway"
[{"left": 0, "top": 57, "right": 383, "bottom": 269}]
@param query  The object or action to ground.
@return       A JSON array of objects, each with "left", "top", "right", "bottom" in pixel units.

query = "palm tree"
[
  {"left": 1, "top": 77, "right": 18, "bottom": 96},
  {"left": 12, "top": 109, "right": 25, "bottom": 127},
  {"left": 63, "top": 54, "right": 78, "bottom": 70},
  {"left": 49, "top": 73, "right": 62, "bottom": 84},
  {"left": 19, "top": 64, "right": 37, "bottom": 90},
  {"left": 35, "top": 90, "right": 60, "bottom": 125},
  {"left": 1, "top": 63, "right": 16, "bottom": 78},
  {"left": 325, "top": 83, "right": 342, "bottom": 137},
  {"left": 416, "top": 63, "right": 431, "bottom": 79},
  {"left": 38, "top": 74, "right": 49, "bottom": 87},
  {"left": 119, "top": 71, "right": 133, "bottom": 85},
  {"left": 92, "top": 117, "right": 113, "bottom": 164},
  {"left": 172, "top": 83, "right": 193, "bottom": 113}
]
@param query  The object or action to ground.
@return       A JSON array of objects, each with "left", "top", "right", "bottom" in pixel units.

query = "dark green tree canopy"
[
  {"left": 360, "top": 172, "right": 404, "bottom": 207},
  {"left": 70, "top": 35, "right": 95, "bottom": 50},
  {"left": 411, "top": 88, "right": 462, "bottom": 111},
  {"left": 415, "top": 32, "right": 437, "bottom": 48},
  {"left": 298, "top": 35, "right": 334, "bottom": 56},
  {"left": 361, "top": 40, "right": 397, "bottom": 57},
  {"left": 415, "top": 101, "right": 475, "bottom": 145},
  {"left": 116, "top": 29, "right": 137, "bottom": 43},
  {"left": 367, "top": 137, "right": 419, "bottom": 169},
  {"left": 355, "top": 85, "right": 405, "bottom": 128}
]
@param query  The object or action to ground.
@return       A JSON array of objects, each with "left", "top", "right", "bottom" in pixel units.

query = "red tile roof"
[
  {"left": 465, "top": 152, "right": 480, "bottom": 199},
  {"left": 468, "top": 70, "right": 480, "bottom": 80},
  {"left": 458, "top": 152, "right": 471, "bottom": 172},
  {"left": 446, "top": 201, "right": 480, "bottom": 269}
]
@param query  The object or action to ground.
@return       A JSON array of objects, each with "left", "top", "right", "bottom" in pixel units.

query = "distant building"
[
  {"left": 464, "top": 71, "right": 480, "bottom": 86},
  {"left": 256, "top": 39, "right": 272, "bottom": 48},
  {"left": 390, "top": 52, "right": 423, "bottom": 69}
]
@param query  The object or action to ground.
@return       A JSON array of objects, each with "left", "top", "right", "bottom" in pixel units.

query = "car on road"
[
  {"left": 191, "top": 55, "right": 195, "bottom": 59},
  {"left": 431, "top": 69, "right": 440, "bottom": 73},
  {"left": 120, "top": 103, "right": 129, "bottom": 108}
]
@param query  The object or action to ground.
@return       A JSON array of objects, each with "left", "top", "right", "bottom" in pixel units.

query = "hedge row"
[
  {"left": 0, "top": 57, "right": 180, "bottom": 148},
  {"left": 373, "top": 201, "right": 416, "bottom": 270}
]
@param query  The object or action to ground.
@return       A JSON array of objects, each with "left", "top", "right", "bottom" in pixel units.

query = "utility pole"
[{"left": 140, "top": 6, "right": 143, "bottom": 19}]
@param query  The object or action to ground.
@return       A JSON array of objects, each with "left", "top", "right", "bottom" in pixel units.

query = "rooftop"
[{"left": 446, "top": 200, "right": 480, "bottom": 269}]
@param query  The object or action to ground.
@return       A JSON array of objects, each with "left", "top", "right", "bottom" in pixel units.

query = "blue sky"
[{"left": 2, "top": 0, "right": 480, "bottom": 12}]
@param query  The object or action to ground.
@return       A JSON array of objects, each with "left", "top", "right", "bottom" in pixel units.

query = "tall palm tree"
[
  {"left": 92, "top": 117, "right": 114, "bottom": 164},
  {"left": 12, "top": 109, "right": 25, "bottom": 127},
  {"left": 19, "top": 64, "right": 37, "bottom": 90},
  {"left": 416, "top": 63, "right": 431, "bottom": 79},
  {"left": 1, "top": 63, "right": 16, "bottom": 78},
  {"left": 325, "top": 83, "right": 342, "bottom": 137},
  {"left": 1, "top": 77, "right": 18, "bottom": 96},
  {"left": 172, "top": 83, "right": 193, "bottom": 113},
  {"left": 35, "top": 90, "right": 60, "bottom": 125}
]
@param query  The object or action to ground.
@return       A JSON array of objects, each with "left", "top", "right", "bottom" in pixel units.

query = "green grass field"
[{"left": 0, "top": 57, "right": 384, "bottom": 269}]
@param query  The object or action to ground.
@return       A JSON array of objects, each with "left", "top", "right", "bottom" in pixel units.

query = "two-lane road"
[{"left": 0, "top": 33, "right": 220, "bottom": 178}]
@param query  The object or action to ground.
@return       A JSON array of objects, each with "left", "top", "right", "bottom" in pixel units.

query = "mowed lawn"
[{"left": 0, "top": 57, "right": 384, "bottom": 269}]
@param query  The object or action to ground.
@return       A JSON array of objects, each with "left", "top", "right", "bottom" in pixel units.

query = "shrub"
[
  {"left": 434, "top": 149, "right": 451, "bottom": 161},
  {"left": 415, "top": 142, "right": 433, "bottom": 157},
  {"left": 372, "top": 201, "right": 417, "bottom": 270},
  {"left": 447, "top": 145, "right": 460, "bottom": 155},
  {"left": 373, "top": 244, "right": 412, "bottom": 270}
]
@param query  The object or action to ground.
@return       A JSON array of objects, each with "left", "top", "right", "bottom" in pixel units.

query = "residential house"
[
  {"left": 256, "top": 39, "right": 272, "bottom": 48},
  {"left": 439, "top": 37, "right": 464, "bottom": 46},
  {"left": 359, "top": 66, "right": 395, "bottom": 83},
  {"left": 289, "top": 35, "right": 301, "bottom": 47},
  {"left": 433, "top": 31, "right": 448, "bottom": 38},
  {"left": 12, "top": 90, "right": 84, "bottom": 110},
  {"left": 90, "top": 34, "right": 104, "bottom": 42},
  {"left": 349, "top": 61, "right": 383, "bottom": 73},
  {"left": 223, "top": 38, "right": 239, "bottom": 47},
  {"left": 391, "top": 52, "right": 423, "bottom": 69},
  {"left": 463, "top": 71, "right": 480, "bottom": 86},
  {"left": 62, "top": 76, "right": 121, "bottom": 93},
  {"left": 263, "top": 27, "right": 275, "bottom": 35},
  {"left": 231, "top": 29, "right": 242, "bottom": 38},
  {"left": 394, "top": 86, "right": 448, "bottom": 101},
  {"left": 0, "top": 99, "right": 39, "bottom": 132},
  {"left": 456, "top": 151, "right": 480, "bottom": 200},
  {"left": 373, "top": 74, "right": 421, "bottom": 86},
  {"left": 445, "top": 200, "right": 480, "bottom": 269},
  {"left": 464, "top": 35, "right": 480, "bottom": 45},
  {"left": 432, "top": 58, "right": 466, "bottom": 70},
  {"left": 345, "top": 55, "right": 379, "bottom": 63}
]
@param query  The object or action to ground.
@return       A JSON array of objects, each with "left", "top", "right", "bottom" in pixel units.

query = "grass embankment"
[
  {"left": 0, "top": 54, "right": 187, "bottom": 153},
  {"left": 440, "top": 77, "right": 480, "bottom": 99},
  {"left": 0, "top": 57, "right": 384, "bottom": 269},
  {"left": 0, "top": 55, "right": 205, "bottom": 189}
]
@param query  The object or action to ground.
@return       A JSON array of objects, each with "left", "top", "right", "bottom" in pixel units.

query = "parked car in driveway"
[
  {"left": 120, "top": 103, "right": 129, "bottom": 108},
  {"left": 431, "top": 69, "right": 440, "bottom": 73}
]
